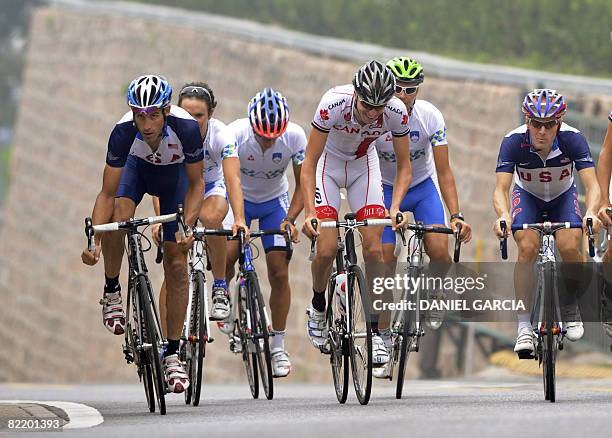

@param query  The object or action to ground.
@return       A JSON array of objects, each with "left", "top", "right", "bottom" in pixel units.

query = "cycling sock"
[
  {"left": 312, "top": 290, "right": 326, "bottom": 312},
  {"left": 517, "top": 313, "right": 531, "bottom": 333},
  {"left": 165, "top": 338, "right": 180, "bottom": 357},
  {"left": 104, "top": 276, "right": 120, "bottom": 294},
  {"left": 271, "top": 330, "right": 285, "bottom": 350},
  {"left": 213, "top": 278, "right": 228, "bottom": 291}
]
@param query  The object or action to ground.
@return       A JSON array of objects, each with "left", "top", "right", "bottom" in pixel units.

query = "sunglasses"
[
  {"left": 180, "top": 86, "right": 212, "bottom": 99},
  {"left": 358, "top": 99, "right": 386, "bottom": 111},
  {"left": 130, "top": 105, "right": 162, "bottom": 115},
  {"left": 529, "top": 119, "right": 559, "bottom": 130},
  {"left": 395, "top": 85, "right": 419, "bottom": 95}
]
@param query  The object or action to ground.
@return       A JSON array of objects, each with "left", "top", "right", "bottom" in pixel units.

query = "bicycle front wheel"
[
  {"left": 189, "top": 271, "right": 207, "bottom": 406},
  {"left": 348, "top": 265, "right": 372, "bottom": 405},
  {"left": 327, "top": 274, "right": 349, "bottom": 403},
  {"left": 238, "top": 280, "right": 259, "bottom": 399},
  {"left": 249, "top": 274, "right": 274, "bottom": 400},
  {"left": 395, "top": 302, "right": 415, "bottom": 399},
  {"left": 138, "top": 276, "right": 166, "bottom": 415}
]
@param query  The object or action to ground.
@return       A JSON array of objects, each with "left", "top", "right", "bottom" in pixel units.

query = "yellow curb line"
[{"left": 490, "top": 350, "right": 612, "bottom": 379}]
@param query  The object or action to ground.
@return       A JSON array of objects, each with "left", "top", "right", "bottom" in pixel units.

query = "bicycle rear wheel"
[
  {"left": 327, "top": 274, "right": 349, "bottom": 403},
  {"left": 139, "top": 276, "right": 166, "bottom": 415},
  {"left": 188, "top": 271, "right": 207, "bottom": 406},
  {"left": 249, "top": 275, "right": 274, "bottom": 400},
  {"left": 348, "top": 265, "right": 372, "bottom": 405}
]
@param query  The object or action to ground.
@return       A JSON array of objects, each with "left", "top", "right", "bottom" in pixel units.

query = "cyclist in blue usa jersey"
[
  {"left": 493, "top": 88, "right": 601, "bottom": 357},
  {"left": 152, "top": 82, "right": 247, "bottom": 331},
  {"left": 81, "top": 75, "right": 203, "bottom": 393},
  {"left": 222, "top": 88, "right": 306, "bottom": 378}
]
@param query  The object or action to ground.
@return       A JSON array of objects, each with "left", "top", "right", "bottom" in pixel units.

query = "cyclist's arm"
[
  {"left": 493, "top": 172, "right": 513, "bottom": 221},
  {"left": 301, "top": 128, "right": 328, "bottom": 218},
  {"left": 286, "top": 161, "right": 304, "bottom": 220},
  {"left": 577, "top": 166, "right": 601, "bottom": 218},
  {"left": 184, "top": 161, "right": 204, "bottom": 227},
  {"left": 152, "top": 196, "right": 160, "bottom": 215},
  {"left": 596, "top": 121, "right": 612, "bottom": 208},
  {"left": 221, "top": 156, "right": 246, "bottom": 225},
  {"left": 432, "top": 145, "right": 460, "bottom": 215},
  {"left": 92, "top": 164, "right": 122, "bottom": 227},
  {"left": 390, "top": 135, "right": 411, "bottom": 211}
]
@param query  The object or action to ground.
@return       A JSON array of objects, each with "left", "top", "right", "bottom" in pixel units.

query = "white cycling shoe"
[
  {"left": 271, "top": 348, "right": 292, "bottom": 378},
  {"left": 100, "top": 291, "right": 125, "bottom": 335},
  {"left": 514, "top": 327, "right": 535, "bottom": 356},
  {"left": 306, "top": 307, "right": 328, "bottom": 351},
  {"left": 565, "top": 321, "right": 584, "bottom": 341},
  {"left": 162, "top": 354, "right": 190, "bottom": 393}
]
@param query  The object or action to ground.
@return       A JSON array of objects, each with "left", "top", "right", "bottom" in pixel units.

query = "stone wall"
[{"left": 0, "top": 5, "right": 609, "bottom": 382}]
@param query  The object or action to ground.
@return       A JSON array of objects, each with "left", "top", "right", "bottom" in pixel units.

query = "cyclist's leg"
[
  {"left": 201, "top": 181, "right": 230, "bottom": 281},
  {"left": 307, "top": 152, "right": 341, "bottom": 349},
  {"left": 156, "top": 163, "right": 190, "bottom": 392},
  {"left": 346, "top": 150, "right": 388, "bottom": 364},
  {"left": 100, "top": 155, "right": 142, "bottom": 334},
  {"left": 259, "top": 193, "right": 293, "bottom": 376},
  {"left": 511, "top": 187, "right": 540, "bottom": 353},
  {"left": 549, "top": 187, "right": 584, "bottom": 340}
]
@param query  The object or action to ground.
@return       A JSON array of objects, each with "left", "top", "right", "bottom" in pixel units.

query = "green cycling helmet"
[{"left": 386, "top": 57, "right": 424, "bottom": 85}]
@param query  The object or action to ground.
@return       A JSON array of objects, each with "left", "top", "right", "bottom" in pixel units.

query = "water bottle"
[{"left": 335, "top": 272, "right": 347, "bottom": 313}]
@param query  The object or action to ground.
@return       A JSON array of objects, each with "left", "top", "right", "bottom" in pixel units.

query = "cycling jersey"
[
  {"left": 108, "top": 105, "right": 203, "bottom": 242},
  {"left": 203, "top": 117, "right": 238, "bottom": 197},
  {"left": 107, "top": 105, "right": 203, "bottom": 167},
  {"left": 375, "top": 99, "right": 447, "bottom": 187},
  {"left": 228, "top": 118, "right": 306, "bottom": 203},
  {"left": 495, "top": 123, "right": 594, "bottom": 202},
  {"left": 311, "top": 84, "right": 410, "bottom": 160}
]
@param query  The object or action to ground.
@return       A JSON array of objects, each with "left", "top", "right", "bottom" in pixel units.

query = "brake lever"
[
  {"left": 308, "top": 218, "right": 318, "bottom": 262},
  {"left": 85, "top": 217, "right": 94, "bottom": 253},
  {"left": 500, "top": 219, "right": 508, "bottom": 260},
  {"left": 453, "top": 222, "right": 462, "bottom": 263}
]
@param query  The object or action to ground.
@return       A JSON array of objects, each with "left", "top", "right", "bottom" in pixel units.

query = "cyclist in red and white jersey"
[{"left": 301, "top": 61, "right": 412, "bottom": 367}]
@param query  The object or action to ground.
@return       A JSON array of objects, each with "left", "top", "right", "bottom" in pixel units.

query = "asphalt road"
[{"left": 1, "top": 375, "right": 611, "bottom": 437}]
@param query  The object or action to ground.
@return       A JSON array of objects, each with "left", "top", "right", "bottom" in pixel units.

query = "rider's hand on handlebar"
[
  {"left": 583, "top": 213, "right": 602, "bottom": 234},
  {"left": 302, "top": 214, "right": 320, "bottom": 239},
  {"left": 597, "top": 205, "right": 612, "bottom": 228},
  {"left": 390, "top": 208, "right": 407, "bottom": 231},
  {"left": 451, "top": 219, "right": 472, "bottom": 243},
  {"left": 151, "top": 223, "right": 162, "bottom": 246},
  {"left": 280, "top": 219, "right": 300, "bottom": 243},
  {"left": 81, "top": 235, "right": 101, "bottom": 266},
  {"left": 175, "top": 230, "right": 194, "bottom": 254},
  {"left": 494, "top": 216, "right": 511, "bottom": 239},
  {"left": 232, "top": 219, "right": 250, "bottom": 241}
]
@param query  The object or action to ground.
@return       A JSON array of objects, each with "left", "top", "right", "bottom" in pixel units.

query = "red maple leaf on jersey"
[
  {"left": 401, "top": 114, "right": 409, "bottom": 125},
  {"left": 320, "top": 109, "right": 329, "bottom": 120}
]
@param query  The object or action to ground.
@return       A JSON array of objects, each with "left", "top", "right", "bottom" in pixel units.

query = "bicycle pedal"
[{"left": 516, "top": 350, "right": 536, "bottom": 360}]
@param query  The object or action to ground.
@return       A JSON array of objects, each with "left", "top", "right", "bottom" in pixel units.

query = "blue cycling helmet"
[
  {"left": 127, "top": 75, "right": 172, "bottom": 110},
  {"left": 522, "top": 88, "right": 567, "bottom": 120},
  {"left": 248, "top": 88, "right": 289, "bottom": 139}
]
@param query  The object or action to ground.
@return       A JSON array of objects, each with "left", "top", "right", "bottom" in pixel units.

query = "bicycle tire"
[
  {"left": 238, "top": 279, "right": 259, "bottom": 399},
  {"left": 191, "top": 271, "right": 207, "bottom": 406},
  {"left": 395, "top": 301, "right": 413, "bottom": 399},
  {"left": 542, "top": 265, "right": 556, "bottom": 403},
  {"left": 142, "top": 362, "right": 155, "bottom": 412},
  {"left": 139, "top": 276, "right": 167, "bottom": 415},
  {"left": 131, "top": 284, "right": 155, "bottom": 413},
  {"left": 348, "top": 265, "right": 372, "bottom": 405},
  {"left": 249, "top": 274, "right": 274, "bottom": 400},
  {"left": 327, "top": 274, "right": 349, "bottom": 403}
]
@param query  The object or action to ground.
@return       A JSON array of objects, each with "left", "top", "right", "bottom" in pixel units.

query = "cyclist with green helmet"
[{"left": 374, "top": 58, "right": 471, "bottom": 376}]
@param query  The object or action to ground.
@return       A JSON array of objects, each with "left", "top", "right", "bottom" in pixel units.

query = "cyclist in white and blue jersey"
[
  {"left": 81, "top": 75, "right": 203, "bottom": 393},
  {"left": 222, "top": 88, "right": 306, "bottom": 378},
  {"left": 152, "top": 82, "right": 247, "bottom": 328},
  {"left": 493, "top": 88, "right": 601, "bottom": 357}
]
